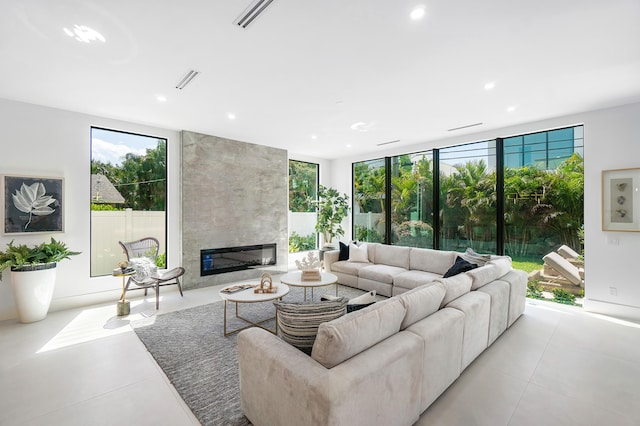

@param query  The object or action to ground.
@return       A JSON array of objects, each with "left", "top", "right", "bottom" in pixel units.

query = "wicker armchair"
[{"left": 119, "top": 237, "right": 184, "bottom": 309}]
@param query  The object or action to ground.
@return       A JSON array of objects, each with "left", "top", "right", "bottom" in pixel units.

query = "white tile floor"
[{"left": 1, "top": 285, "right": 639, "bottom": 426}]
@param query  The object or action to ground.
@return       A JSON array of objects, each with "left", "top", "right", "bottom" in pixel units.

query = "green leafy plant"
[
  {"left": 289, "top": 232, "right": 316, "bottom": 253},
  {"left": 156, "top": 253, "right": 166, "bottom": 268},
  {"left": 552, "top": 288, "right": 576, "bottom": 305},
  {"left": 314, "top": 185, "right": 350, "bottom": 247},
  {"left": 0, "top": 238, "right": 80, "bottom": 280},
  {"left": 526, "top": 281, "right": 545, "bottom": 299}
]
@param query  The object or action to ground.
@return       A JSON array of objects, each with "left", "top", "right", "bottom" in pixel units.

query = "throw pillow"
[
  {"left": 348, "top": 242, "right": 369, "bottom": 263},
  {"left": 461, "top": 247, "right": 492, "bottom": 267},
  {"left": 273, "top": 297, "right": 348, "bottom": 353},
  {"left": 443, "top": 256, "right": 477, "bottom": 278},
  {"left": 338, "top": 241, "right": 350, "bottom": 261},
  {"left": 347, "top": 290, "right": 376, "bottom": 313}
]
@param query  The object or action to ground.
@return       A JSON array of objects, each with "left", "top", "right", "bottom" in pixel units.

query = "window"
[
  {"left": 503, "top": 126, "right": 584, "bottom": 261},
  {"left": 353, "top": 158, "right": 386, "bottom": 243},
  {"left": 351, "top": 125, "right": 584, "bottom": 263},
  {"left": 439, "top": 141, "right": 497, "bottom": 253},
  {"left": 288, "top": 160, "right": 318, "bottom": 253},
  {"left": 90, "top": 127, "right": 167, "bottom": 276},
  {"left": 390, "top": 152, "right": 434, "bottom": 248}
]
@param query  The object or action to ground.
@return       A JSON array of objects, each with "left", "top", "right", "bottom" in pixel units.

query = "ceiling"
[{"left": 1, "top": 0, "right": 639, "bottom": 159}]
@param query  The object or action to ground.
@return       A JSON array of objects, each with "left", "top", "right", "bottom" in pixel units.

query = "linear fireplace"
[{"left": 200, "top": 244, "right": 277, "bottom": 276}]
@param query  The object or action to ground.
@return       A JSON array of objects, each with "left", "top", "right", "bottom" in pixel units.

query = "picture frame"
[
  {"left": 602, "top": 168, "right": 640, "bottom": 232},
  {"left": 1, "top": 175, "right": 64, "bottom": 234}
]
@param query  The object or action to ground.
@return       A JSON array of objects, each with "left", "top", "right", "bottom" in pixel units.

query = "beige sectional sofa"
[
  {"left": 237, "top": 244, "right": 527, "bottom": 426},
  {"left": 325, "top": 243, "right": 510, "bottom": 297}
]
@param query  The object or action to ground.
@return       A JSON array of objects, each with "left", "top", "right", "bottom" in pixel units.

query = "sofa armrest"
[
  {"left": 238, "top": 327, "right": 331, "bottom": 426},
  {"left": 323, "top": 249, "right": 340, "bottom": 271}
]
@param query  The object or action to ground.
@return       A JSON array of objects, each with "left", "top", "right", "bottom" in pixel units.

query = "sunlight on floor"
[{"left": 37, "top": 299, "right": 157, "bottom": 353}]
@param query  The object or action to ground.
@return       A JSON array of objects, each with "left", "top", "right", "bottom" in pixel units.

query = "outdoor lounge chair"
[{"left": 119, "top": 237, "right": 184, "bottom": 309}]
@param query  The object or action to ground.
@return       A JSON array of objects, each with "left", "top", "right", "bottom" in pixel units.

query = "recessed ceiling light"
[
  {"left": 350, "top": 121, "right": 375, "bottom": 132},
  {"left": 227, "top": 113, "right": 236, "bottom": 120},
  {"left": 346, "top": 144, "right": 352, "bottom": 148},
  {"left": 507, "top": 106, "right": 517, "bottom": 112},
  {"left": 63, "top": 25, "right": 105, "bottom": 43},
  {"left": 484, "top": 82, "right": 496, "bottom": 90},
  {"left": 311, "top": 134, "right": 318, "bottom": 140},
  {"left": 156, "top": 95, "right": 167, "bottom": 102},
  {"left": 410, "top": 5, "right": 426, "bottom": 20}
]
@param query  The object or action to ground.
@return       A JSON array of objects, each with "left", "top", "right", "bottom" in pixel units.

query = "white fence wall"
[
  {"left": 288, "top": 211, "right": 317, "bottom": 236},
  {"left": 91, "top": 209, "right": 166, "bottom": 276}
]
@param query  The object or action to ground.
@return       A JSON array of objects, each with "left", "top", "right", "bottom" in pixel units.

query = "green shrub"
[
  {"left": 354, "top": 225, "right": 384, "bottom": 243},
  {"left": 552, "top": 288, "right": 576, "bottom": 305},
  {"left": 156, "top": 253, "right": 166, "bottom": 268},
  {"left": 526, "top": 281, "right": 545, "bottom": 299},
  {"left": 90, "top": 203, "right": 122, "bottom": 211},
  {"left": 289, "top": 232, "right": 317, "bottom": 253}
]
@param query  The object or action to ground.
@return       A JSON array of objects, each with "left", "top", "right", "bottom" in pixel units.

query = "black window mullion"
[
  {"left": 496, "top": 138, "right": 504, "bottom": 255},
  {"left": 432, "top": 149, "right": 440, "bottom": 250},
  {"left": 384, "top": 156, "right": 392, "bottom": 245}
]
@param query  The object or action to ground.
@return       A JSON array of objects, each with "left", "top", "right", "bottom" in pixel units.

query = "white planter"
[{"left": 10, "top": 264, "right": 57, "bottom": 323}]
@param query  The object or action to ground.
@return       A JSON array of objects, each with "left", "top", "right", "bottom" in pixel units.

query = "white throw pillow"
[
  {"left": 348, "top": 290, "right": 376, "bottom": 305},
  {"left": 348, "top": 242, "right": 369, "bottom": 263}
]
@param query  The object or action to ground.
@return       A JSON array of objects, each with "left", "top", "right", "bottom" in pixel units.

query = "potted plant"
[
  {"left": 0, "top": 237, "right": 80, "bottom": 323},
  {"left": 314, "top": 185, "right": 350, "bottom": 249}
]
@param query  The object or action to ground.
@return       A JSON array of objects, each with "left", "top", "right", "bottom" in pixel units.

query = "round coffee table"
[
  {"left": 279, "top": 271, "right": 338, "bottom": 302},
  {"left": 219, "top": 282, "right": 289, "bottom": 336}
]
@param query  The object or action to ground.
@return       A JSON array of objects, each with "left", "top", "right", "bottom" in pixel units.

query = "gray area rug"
[{"left": 131, "top": 285, "right": 376, "bottom": 426}]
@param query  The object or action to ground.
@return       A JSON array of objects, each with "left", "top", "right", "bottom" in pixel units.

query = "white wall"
[
  {"left": 0, "top": 98, "right": 181, "bottom": 320},
  {"left": 330, "top": 101, "right": 640, "bottom": 321}
]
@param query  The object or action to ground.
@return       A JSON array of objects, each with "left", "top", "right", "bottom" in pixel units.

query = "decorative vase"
[{"left": 10, "top": 263, "right": 57, "bottom": 323}]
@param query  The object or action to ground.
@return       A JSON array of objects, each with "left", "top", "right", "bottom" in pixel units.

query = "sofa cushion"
[
  {"left": 434, "top": 273, "right": 473, "bottom": 308},
  {"left": 349, "top": 243, "right": 370, "bottom": 263},
  {"left": 359, "top": 264, "right": 408, "bottom": 284},
  {"left": 330, "top": 260, "right": 371, "bottom": 275},
  {"left": 460, "top": 247, "right": 492, "bottom": 266},
  {"left": 393, "top": 270, "right": 442, "bottom": 291},
  {"left": 338, "top": 241, "right": 350, "bottom": 261},
  {"left": 274, "top": 297, "right": 348, "bottom": 353},
  {"left": 311, "top": 298, "right": 406, "bottom": 368},
  {"left": 398, "top": 282, "right": 446, "bottom": 330},
  {"left": 409, "top": 248, "right": 456, "bottom": 275},
  {"left": 488, "top": 257, "right": 511, "bottom": 278},
  {"left": 373, "top": 244, "right": 410, "bottom": 269},
  {"left": 443, "top": 256, "right": 477, "bottom": 278},
  {"left": 466, "top": 263, "right": 502, "bottom": 290}
]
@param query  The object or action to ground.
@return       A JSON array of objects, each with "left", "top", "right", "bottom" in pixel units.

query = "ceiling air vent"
[
  {"left": 447, "top": 122, "right": 483, "bottom": 132},
  {"left": 234, "top": 0, "right": 276, "bottom": 29},
  {"left": 175, "top": 70, "right": 200, "bottom": 90},
  {"left": 376, "top": 139, "right": 401, "bottom": 147}
]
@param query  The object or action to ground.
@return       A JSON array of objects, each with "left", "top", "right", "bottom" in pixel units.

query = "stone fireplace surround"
[{"left": 181, "top": 131, "right": 288, "bottom": 289}]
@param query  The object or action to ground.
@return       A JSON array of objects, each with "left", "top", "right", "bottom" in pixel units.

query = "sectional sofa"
[{"left": 237, "top": 244, "right": 527, "bottom": 426}]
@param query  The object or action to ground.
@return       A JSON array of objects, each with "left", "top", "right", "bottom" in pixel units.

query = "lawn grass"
[{"left": 511, "top": 259, "right": 543, "bottom": 273}]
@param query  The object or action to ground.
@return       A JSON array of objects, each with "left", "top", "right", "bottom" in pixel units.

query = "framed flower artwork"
[{"left": 1, "top": 175, "right": 64, "bottom": 234}]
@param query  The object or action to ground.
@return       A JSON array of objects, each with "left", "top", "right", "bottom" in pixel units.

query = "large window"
[
  {"left": 353, "top": 158, "right": 386, "bottom": 243},
  {"left": 440, "top": 141, "right": 497, "bottom": 253},
  {"left": 503, "top": 126, "right": 584, "bottom": 261},
  {"left": 288, "top": 160, "right": 318, "bottom": 253},
  {"left": 90, "top": 127, "right": 167, "bottom": 276},
  {"left": 351, "top": 126, "right": 584, "bottom": 262},
  {"left": 390, "top": 152, "right": 434, "bottom": 248}
]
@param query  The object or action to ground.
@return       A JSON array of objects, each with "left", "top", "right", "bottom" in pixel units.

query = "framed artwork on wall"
[
  {"left": 1, "top": 175, "right": 64, "bottom": 234},
  {"left": 602, "top": 168, "right": 640, "bottom": 232}
]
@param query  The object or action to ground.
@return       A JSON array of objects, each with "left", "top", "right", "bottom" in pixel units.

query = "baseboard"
[{"left": 582, "top": 298, "right": 640, "bottom": 323}]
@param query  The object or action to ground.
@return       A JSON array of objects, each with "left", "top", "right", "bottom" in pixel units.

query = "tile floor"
[{"left": 1, "top": 282, "right": 639, "bottom": 426}]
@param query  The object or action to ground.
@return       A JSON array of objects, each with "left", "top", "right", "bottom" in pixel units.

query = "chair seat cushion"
[
  {"left": 331, "top": 260, "right": 371, "bottom": 275},
  {"left": 358, "top": 264, "right": 408, "bottom": 284}
]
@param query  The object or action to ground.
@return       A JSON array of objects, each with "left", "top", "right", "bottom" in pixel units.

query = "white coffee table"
[
  {"left": 219, "top": 282, "right": 289, "bottom": 336},
  {"left": 279, "top": 271, "right": 338, "bottom": 302}
]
